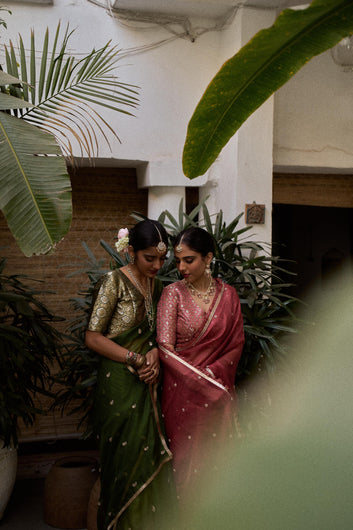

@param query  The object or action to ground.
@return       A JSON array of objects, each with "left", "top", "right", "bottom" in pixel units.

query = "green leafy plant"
[
  {"left": 156, "top": 202, "right": 298, "bottom": 381},
  {"left": 54, "top": 202, "right": 298, "bottom": 431},
  {"left": 0, "top": 21, "right": 138, "bottom": 256},
  {"left": 183, "top": 0, "right": 353, "bottom": 179},
  {"left": 53, "top": 243, "right": 111, "bottom": 432},
  {"left": 0, "top": 258, "right": 66, "bottom": 447}
]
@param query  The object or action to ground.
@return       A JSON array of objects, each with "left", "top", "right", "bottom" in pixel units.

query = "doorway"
[
  {"left": 272, "top": 173, "right": 353, "bottom": 301},
  {"left": 272, "top": 204, "right": 353, "bottom": 300}
]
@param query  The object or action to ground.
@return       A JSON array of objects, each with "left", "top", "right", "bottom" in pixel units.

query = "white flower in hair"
[{"left": 115, "top": 228, "right": 129, "bottom": 253}]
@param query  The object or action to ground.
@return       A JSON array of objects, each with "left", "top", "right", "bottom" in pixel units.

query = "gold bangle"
[{"left": 134, "top": 354, "right": 146, "bottom": 369}]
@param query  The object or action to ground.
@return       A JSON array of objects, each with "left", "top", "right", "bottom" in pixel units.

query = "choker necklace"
[
  {"left": 127, "top": 265, "right": 154, "bottom": 331},
  {"left": 185, "top": 276, "right": 215, "bottom": 304}
]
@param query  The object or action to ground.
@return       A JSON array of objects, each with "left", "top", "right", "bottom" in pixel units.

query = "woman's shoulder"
[
  {"left": 160, "top": 280, "right": 185, "bottom": 300},
  {"left": 217, "top": 278, "right": 240, "bottom": 297},
  {"left": 95, "top": 268, "right": 126, "bottom": 290},
  {"left": 101, "top": 268, "right": 123, "bottom": 281}
]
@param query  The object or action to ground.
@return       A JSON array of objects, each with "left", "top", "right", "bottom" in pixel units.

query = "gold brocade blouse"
[{"left": 87, "top": 269, "right": 145, "bottom": 337}]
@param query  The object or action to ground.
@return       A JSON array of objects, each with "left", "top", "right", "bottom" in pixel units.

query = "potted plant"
[{"left": 0, "top": 257, "right": 66, "bottom": 519}]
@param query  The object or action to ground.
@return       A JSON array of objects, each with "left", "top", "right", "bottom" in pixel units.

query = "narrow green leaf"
[
  {"left": 8, "top": 41, "right": 20, "bottom": 79},
  {"left": 19, "top": 36, "right": 29, "bottom": 102},
  {"left": 184, "top": 201, "right": 204, "bottom": 223},
  {"left": 163, "top": 210, "right": 180, "bottom": 230},
  {"left": 45, "top": 22, "right": 61, "bottom": 98},
  {"left": 4, "top": 43, "right": 22, "bottom": 103},
  {"left": 62, "top": 57, "right": 75, "bottom": 90},
  {"left": 56, "top": 57, "right": 71, "bottom": 93},
  {"left": 38, "top": 28, "right": 49, "bottom": 101},
  {"left": 214, "top": 210, "right": 223, "bottom": 239},
  {"left": 30, "top": 29, "right": 36, "bottom": 104},
  {"left": 202, "top": 203, "right": 213, "bottom": 233},
  {"left": 178, "top": 198, "right": 184, "bottom": 228}
]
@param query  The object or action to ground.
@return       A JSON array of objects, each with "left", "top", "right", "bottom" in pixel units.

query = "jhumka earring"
[{"left": 205, "top": 264, "right": 212, "bottom": 276}]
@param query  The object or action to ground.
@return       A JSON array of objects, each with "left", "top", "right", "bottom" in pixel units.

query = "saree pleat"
[{"left": 91, "top": 281, "right": 175, "bottom": 530}]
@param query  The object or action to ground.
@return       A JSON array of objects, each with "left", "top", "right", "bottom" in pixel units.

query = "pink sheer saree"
[{"left": 157, "top": 279, "right": 244, "bottom": 497}]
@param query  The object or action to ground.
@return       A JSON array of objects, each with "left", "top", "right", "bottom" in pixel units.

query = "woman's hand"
[{"left": 137, "top": 348, "right": 160, "bottom": 384}]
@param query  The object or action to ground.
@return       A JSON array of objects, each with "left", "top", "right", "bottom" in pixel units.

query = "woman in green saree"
[{"left": 85, "top": 220, "right": 175, "bottom": 530}]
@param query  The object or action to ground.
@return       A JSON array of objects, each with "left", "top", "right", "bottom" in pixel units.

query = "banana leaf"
[
  {"left": 0, "top": 111, "right": 71, "bottom": 256},
  {"left": 183, "top": 0, "right": 353, "bottom": 179}
]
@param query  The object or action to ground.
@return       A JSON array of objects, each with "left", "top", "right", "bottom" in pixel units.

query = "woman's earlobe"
[{"left": 206, "top": 252, "right": 213, "bottom": 265}]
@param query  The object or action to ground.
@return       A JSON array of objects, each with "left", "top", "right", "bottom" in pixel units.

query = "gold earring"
[
  {"left": 130, "top": 255, "right": 135, "bottom": 265},
  {"left": 205, "top": 264, "right": 211, "bottom": 276}
]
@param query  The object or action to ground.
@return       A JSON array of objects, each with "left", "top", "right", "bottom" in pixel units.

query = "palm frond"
[{"left": 3, "top": 22, "right": 139, "bottom": 158}]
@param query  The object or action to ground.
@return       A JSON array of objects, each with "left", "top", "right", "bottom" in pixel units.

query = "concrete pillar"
[
  {"left": 136, "top": 160, "right": 208, "bottom": 221},
  {"left": 235, "top": 7, "right": 276, "bottom": 244},
  {"left": 147, "top": 186, "right": 185, "bottom": 220}
]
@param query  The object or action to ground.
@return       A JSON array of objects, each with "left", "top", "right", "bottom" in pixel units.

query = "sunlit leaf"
[{"left": 183, "top": 0, "right": 353, "bottom": 178}]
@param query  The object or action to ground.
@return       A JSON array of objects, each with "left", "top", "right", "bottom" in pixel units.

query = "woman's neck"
[
  {"left": 126, "top": 264, "right": 149, "bottom": 292},
  {"left": 190, "top": 276, "right": 212, "bottom": 292}
]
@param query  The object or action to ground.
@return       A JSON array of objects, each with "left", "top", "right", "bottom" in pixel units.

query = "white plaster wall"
[
  {"left": 2, "top": 1, "right": 276, "bottom": 240},
  {"left": 2, "top": 1, "right": 221, "bottom": 167},
  {"left": 274, "top": 47, "right": 353, "bottom": 171},
  {"left": 202, "top": 6, "right": 276, "bottom": 242},
  {"left": 235, "top": 7, "right": 276, "bottom": 243}
]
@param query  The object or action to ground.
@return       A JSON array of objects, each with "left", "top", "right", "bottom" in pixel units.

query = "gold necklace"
[
  {"left": 127, "top": 265, "right": 154, "bottom": 331},
  {"left": 185, "top": 276, "right": 215, "bottom": 304}
]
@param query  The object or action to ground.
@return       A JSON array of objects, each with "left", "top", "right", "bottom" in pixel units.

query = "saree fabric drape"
[
  {"left": 91, "top": 279, "right": 176, "bottom": 530},
  {"left": 157, "top": 279, "right": 245, "bottom": 497}
]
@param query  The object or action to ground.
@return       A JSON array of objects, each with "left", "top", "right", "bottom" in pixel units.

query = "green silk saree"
[{"left": 91, "top": 279, "right": 175, "bottom": 529}]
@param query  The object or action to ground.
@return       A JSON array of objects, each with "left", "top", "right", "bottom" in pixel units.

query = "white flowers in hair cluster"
[{"left": 115, "top": 228, "right": 129, "bottom": 253}]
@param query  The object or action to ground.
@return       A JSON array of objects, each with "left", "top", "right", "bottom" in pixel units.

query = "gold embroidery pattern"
[{"left": 88, "top": 269, "right": 145, "bottom": 336}]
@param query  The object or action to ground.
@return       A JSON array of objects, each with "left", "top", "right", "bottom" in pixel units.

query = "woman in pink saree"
[{"left": 156, "top": 227, "right": 244, "bottom": 499}]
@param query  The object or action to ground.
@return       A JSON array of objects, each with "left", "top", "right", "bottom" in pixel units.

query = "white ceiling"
[{"left": 111, "top": 0, "right": 309, "bottom": 20}]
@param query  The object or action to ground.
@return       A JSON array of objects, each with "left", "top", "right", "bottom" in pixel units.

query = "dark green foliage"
[
  {"left": 54, "top": 202, "right": 298, "bottom": 430},
  {"left": 0, "top": 258, "right": 66, "bottom": 446}
]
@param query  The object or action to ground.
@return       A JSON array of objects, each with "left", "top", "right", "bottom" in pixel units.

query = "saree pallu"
[
  {"left": 158, "top": 282, "right": 244, "bottom": 497},
  {"left": 92, "top": 313, "right": 175, "bottom": 529}
]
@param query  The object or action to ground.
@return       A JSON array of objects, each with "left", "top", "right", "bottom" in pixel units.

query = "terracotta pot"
[
  {"left": 44, "top": 456, "right": 99, "bottom": 529},
  {"left": 0, "top": 442, "right": 18, "bottom": 520}
]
